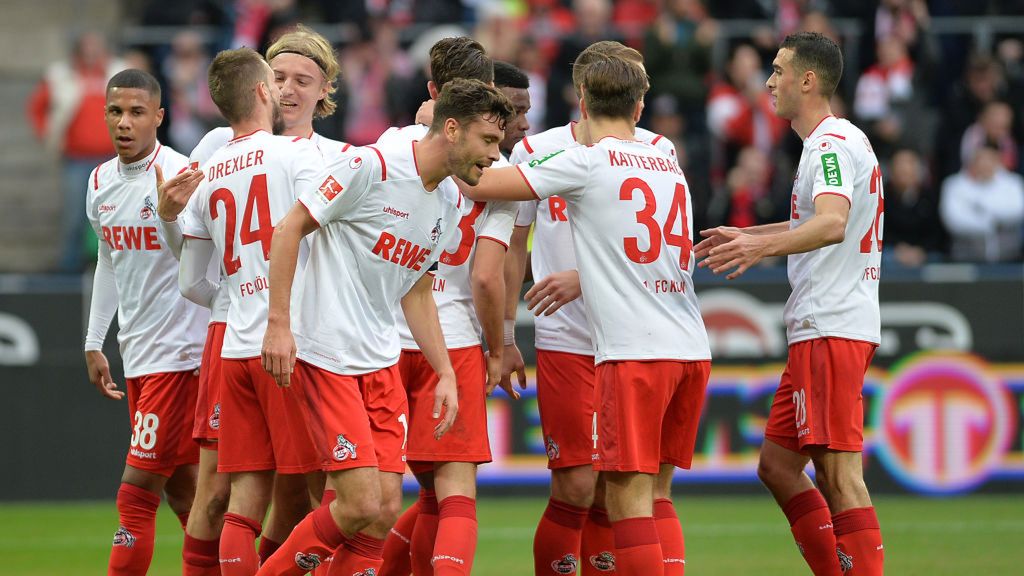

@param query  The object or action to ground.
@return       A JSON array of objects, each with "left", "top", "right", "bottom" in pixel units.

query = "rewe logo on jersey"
[
  {"left": 821, "top": 153, "right": 843, "bottom": 187},
  {"left": 101, "top": 225, "right": 162, "bottom": 251},
  {"left": 371, "top": 231, "right": 431, "bottom": 271}
]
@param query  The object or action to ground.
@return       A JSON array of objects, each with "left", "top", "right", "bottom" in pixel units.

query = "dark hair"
[
  {"left": 572, "top": 40, "right": 643, "bottom": 98},
  {"left": 780, "top": 32, "right": 843, "bottom": 96},
  {"left": 580, "top": 55, "right": 649, "bottom": 120},
  {"left": 429, "top": 78, "right": 515, "bottom": 134},
  {"left": 208, "top": 47, "right": 269, "bottom": 124},
  {"left": 106, "top": 69, "right": 162, "bottom": 101},
  {"left": 493, "top": 61, "right": 529, "bottom": 90},
  {"left": 429, "top": 37, "right": 493, "bottom": 89}
]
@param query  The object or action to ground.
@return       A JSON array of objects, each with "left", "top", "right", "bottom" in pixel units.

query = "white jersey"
[
  {"left": 85, "top": 143, "right": 209, "bottom": 377},
  {"left": 515, "top": 136, "right": 709, "bottom": 364},
  {"left": 182, "top": 130, "right": 323, "bottom": 359},
  {"left": 510, "top": 122, "right": 678, "bottom": 355},
  {"left": 187, "top": 127, "right": 350, "bottom": 322},
  {"left": 786, "top": 116, "right": 882, "bottom": 345},
  {"left": 296, "top": 140, "right": 463, "bottom": 374}
]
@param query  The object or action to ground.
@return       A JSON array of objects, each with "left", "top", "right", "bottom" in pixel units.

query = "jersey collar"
[
  {"left": 117, "top": 142, "right": 162, "bottom": 179},
  {"left": 804, "top": 114, "right": 835, "bottom": 144}
]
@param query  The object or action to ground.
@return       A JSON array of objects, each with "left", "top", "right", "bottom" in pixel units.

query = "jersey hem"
[
  {"left": 534, "top": 343, "right": 594, "bottom": 356},
  {"left": 295, "top": 352, "right": 399, "bottom": 376},
  {"left": 594, "top": 354, "right": 711, "bottom": 365},
  {"left": 786, "top": 334, "right": 881, "bottom": 347},
  {"left": 123, "top": 362, "right": 201, "bottom": 380}
]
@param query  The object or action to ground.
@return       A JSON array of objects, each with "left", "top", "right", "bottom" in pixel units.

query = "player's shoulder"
[
  {"left": 157, "top": 143, "right": 189, "bottom": 172},
  {"left": 635, "top": 127, "right": 677, "bottom": 158},
  {"left": 190, "top": 127, "right": 233, "bottom": 165},
  {"left": 322, "top": 144, "right": 385, "bottom": 186},
  {"left": 376, "top": 123, "right": 428, "bottom": 147},
  {"left": 807, "top": 117, "right": 872, "bottom": 156},
  {"left": 312, "top": 133, "right": 353, "bottom": 158},
  {"left": 517, "top": 123, "right": 575, "bottom": 158},
  {"left": 437, "top": 178, "right": 463, "bottom": 212},
  {"left": 90, "top": 156, "right": 118, "bottom": 192}
]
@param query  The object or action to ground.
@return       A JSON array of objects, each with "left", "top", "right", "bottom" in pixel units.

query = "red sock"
[
  {"left": 255, "top": 504, "right": 346, "bottom": 576},
  {"left": 183, "top": 533, "right": 221, "bottom": 576},
  {"left": 178, "top": 512, "right": 191, "bottom": 531},
  {"left": 654, "top": 499, "right": 685, "bottom": 575},
  {"left": 612, "top": 517, "right": 663, "bottom": 576},
  {"left": 327, "top": 532, "right": 385, "bottom": 575},
  {"left": 783, "top": 489, "right": 843, "bottom": 576},
  {"left": 108, "top": 482, "right": 160, "bottom": 576},
  {"left": 581, "top": 506, "right": 616, "bottom": 575},
  {"left": 381, "top": 493, "right": 423, "bottom": 576},
  {"left": 313, "top": 490, "right": 338, "bottom": 575},
  {"left": 410, "top": 490, "right": 438, "bottom": 576},
  {"left": 219, "top": 513, "right": 261, "bottom": 576},
  {"left": 258, "top": 536, "right": 281, "bottom": 566},
  {"left": 833, "top": 507, "right": 884, "bottom": 575},
  {"left": 533, "top": 498, "right": 588, "bottom": 575},
  {"left": 431, "top": 496, "right": 477, "bottom": 575}
]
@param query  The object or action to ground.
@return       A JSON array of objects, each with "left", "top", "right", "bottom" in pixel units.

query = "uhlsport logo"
[
  {"left": 550, "top": 553, "right": 577, "bottom": 574},
  {"left": 837, "top": 548, "right": 854, "bottom": 572},
  {"left": 209, "top": 402, "right": 221, "bottom": 430},
  {"left": 294, "top": 552, "right": 322, "bottom": 570},
  {"left": 589, "top": 552, "right": 615, "bottom": 571},
  {"left": 333, "top": 433, "right": 358, "bottom": 461},
  {"left": 545, "top": 435, "right": 560, "bottom": 461},
  {"left": 875, "top": 353, "right": 1016, "bottom": 494},
  {"left": 112, "top": 526, "right": 136, "bottom": 548}
]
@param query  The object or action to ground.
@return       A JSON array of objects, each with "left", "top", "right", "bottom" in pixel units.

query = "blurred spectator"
[
  {"left": 545, "top": 0, "right": 621, "bottom": 127},
  {"left": 515, "top": 37, "right": 548, "bottom": 135},
  {"left": 883, "top": 149, "right": 942, "bottom": 266},
  {"left": 27, "top": 31, "right": 125, "bottom": 273},
  {"left": 723, "top": 147, "right": 774, "bottom": 229},
  {"left": 163, "top": 31, "right": 221, "bottom": 152},
  {"left": 344, "top": 22, "right": 411, "bottom": 145},
  {"left": 644, "top": 0, "right": 715, "bottom": 132},
  {"left": 853, "top": 36, "right": 915, "bottom": 157},
  {"left": 939, "top": 55, "right": 1009, "bottom": 177},
  {"left": 960, "top": 100, "right": 1019, "bottom": 172},
  {"left": 874, "top": 0, "right": 930, "bottom": 46},
  {"left": 707, "top": 44, "right": 788, "bottom": 174},
  {"left": 940, "top": 146, "right": 1024, "bottom": 262}
]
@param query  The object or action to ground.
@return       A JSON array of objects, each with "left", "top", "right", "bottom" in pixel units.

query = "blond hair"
[{"left": 266, "top": 24, "right": 340, "bottom": 118}]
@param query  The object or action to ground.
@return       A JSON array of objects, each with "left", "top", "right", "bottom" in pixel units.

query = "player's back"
[
  {"left": 787, "top": 116, "right": 882, "bottom": 345},
  {"left": 517, "top": 136, "right": 710, "bottom": 363},
  {"left": 187, "top": 130, "right": 321, "bottom": 358}
]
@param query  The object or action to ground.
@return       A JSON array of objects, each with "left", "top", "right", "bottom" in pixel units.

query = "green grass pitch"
[{"left": 1, "top": 495, "right": 1021, "bottom": 574}]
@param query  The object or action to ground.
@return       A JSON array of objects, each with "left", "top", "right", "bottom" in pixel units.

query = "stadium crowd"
[{"left": 28, "top": 0, "right": 1024, "bottom": 272}]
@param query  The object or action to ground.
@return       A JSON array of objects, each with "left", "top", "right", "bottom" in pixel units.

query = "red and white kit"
[
  {"left": 509, "top": 123, "right": 682, "bottom": 469},
  {"left": 515, "top": 136, "right": 711, "bottom": 473},
  {"left": 294, "top": 139, "right": 462, "bottom": 473},
  {"left": 379, "top": 124, "right": 517, "bottom": 464},
  {"left": 766, "top": 115, "right": 883, "bottom": 453},
  {"left": 182, "top": 130, "right": 325, "bottom": 473},
  {"left": 85, "top": 143, "right": 208, "bottom": 475}
]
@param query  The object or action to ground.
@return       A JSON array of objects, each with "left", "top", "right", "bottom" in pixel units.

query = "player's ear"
[
  {"left": 579, "top": 87, "right": 590, "bottom": 121},
  {"left": 803, "top": 69, "right": 815, "bottom": 94},
  {"left": 155, "top": 107, "right": 165, "bottom": 127},
  {"left": 634, "top": 99, "right": 644, "bottom": 124},
  {"left": 427, "top": 81, "right": 439, "bottom": 100},
  {"left": 443, "top": 117, "right": 459, "bottom": 143}
]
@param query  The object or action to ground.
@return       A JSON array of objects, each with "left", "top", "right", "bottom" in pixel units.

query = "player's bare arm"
[
  {"left": 261, "top": 202, "right": 318, "bottom": 387},
  {"left": 525, "top": 269, "right": 582, "bottom": 317},
  {"left": 178, "top": 237, "right": 218, "bottom": 308},
  {"left": 472, "top": 237, "right": 521, "bottom": 399},
  {"left": 401, "top": 273, "right": 460, "bottom": 438},
  {"left": 464, "top": 166, "right": 536, "bottom": 202},
  {"left": 699, "top": 194, "right": 850, "bottom": 279},
  {"left": 501, "top": 224, "right": 530, "bottom": 392}
]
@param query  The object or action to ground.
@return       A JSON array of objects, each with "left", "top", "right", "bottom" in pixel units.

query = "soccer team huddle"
[{"left": 85, "top": 24, "right": 886, "bottom": 576}]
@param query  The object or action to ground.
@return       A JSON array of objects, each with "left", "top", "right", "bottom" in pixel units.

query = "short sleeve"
[
  {"left": 375, "top": 124, "right": 427, "bottom": 147},
  {"left": 509, "top": 140, "right": 530, "bottom": 165},
  {"left": 807, "top": 137, "right": 855, "bottom": 205},
  {"left": 514, "top": 147, "right": 589, "bottom": 202},
  {"left": 514, "top": 200, "right": 537, "bottom": 226},
  {"left": 180, "top": 181, "right": 211, "bottom": 239},
  {"left": 298, "top": 147, "right": 378, "bottom": 226},
  {"left": 288, "top": 139, "right": 327, "bottom": 203},
  {"left": 190, "top": 127, "right": 232, "bottom": 168},
  {"left": 477, "top": 200, "right": 517, "bottom": 248},
  {"left": 85, "top": 167, "right": 101, "bottom": 235}
]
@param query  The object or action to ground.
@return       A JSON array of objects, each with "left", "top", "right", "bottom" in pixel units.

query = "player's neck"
[
  {"left": 413, "top": 133, "right": 449, "bottom": 191},
  {"left": 231, "top": 117, "right": 272, "bottom": 140},
  {"left": 283, "top": 123, "right": 314, "bottom": 139},
  {"left": 792, "top": 100, "right": 834, "bottom": 140},
  {"left": 118, "top": 140, "right": 157, "bottom": 165},
  {"left": 585, "top": 117, "right": 636, "bottom": 145}
]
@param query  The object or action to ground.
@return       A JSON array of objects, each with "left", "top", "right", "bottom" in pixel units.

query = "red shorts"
[
  {"left": 400, "top": 346, "right": 491, "bottom": 464},
  {"left": 192, "top": 322, "right": 226, "bottom": 446},
  {"left": 125, "top": 370, "right": 201, "bottom": 476},
  {"left": 593, "top": 360, "right": 710, "bottom": 474},
  {"left": 295, "top": 360, "right": 408, "bottom": 474},
  {"left": 765, "top": 338, "right": 876, "bottom": 453},
  {"left": 217, "top": 358, "right": 319, "bottom": 474},
  {"left": 536, "top": 349, "right": 597, "bottom": 469}
]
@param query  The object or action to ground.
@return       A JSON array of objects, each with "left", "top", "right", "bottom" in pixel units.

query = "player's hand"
[
  {"left": 493, "top": 343, "right": 526, "bottom": 399},
  {"left": 155, "top": 164, "right": 204, "bottom": 222},
  {"left": 483, "top": 349, "right": 504, "bottom": 396},
  {"left": 432, "top": 370, "right": 459, "bottom": 439},
  {"left": 699, "top": 228, "right": 768, "bottom": 280},
  {"left": 261, "top": 321, "right": 297, "bottom": 387},
  {"left": 693, "top": 226, "right": 742, "bottom": 260},
  {"left": 85, "top": 350, "right": 123, "bottom": 400},
  {"left": 525, "top": 270, "right": 581, "bottom": 316},
  {"left": 415, "top": 99, "right": 436, "bottom": 126}
]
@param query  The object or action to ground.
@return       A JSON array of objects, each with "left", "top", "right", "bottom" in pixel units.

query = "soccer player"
[
  {"left": 84, "top": 68, "right": 208, "bottom": 575},
  {"left": 696, "top": 32, "right": 885, "bottom": 576},
  {"left": 504, "top": 41, "right": 684, "bottom": 575},
  {"left": 256, "top": 78, "right": 515, "bottom": 576},
  {"left": 464, "top": 54, "right": 711, "bottom": 576},
  {"left": 157, "top": 27, "right": 350, "bottom": 573},
  {"left": 376, "top": 55, "right": 530, "bottom": 576}
]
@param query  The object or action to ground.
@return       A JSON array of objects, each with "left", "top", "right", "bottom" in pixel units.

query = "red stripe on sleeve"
[
  {"left": 515, "top": 165, "right": 541, "bottom": 200},
  {"left": 477, "top": 236, "right": 509, "bottom": 250},
  {"left": 93, "top": 163, "right": 102, "bottom": 190},
  {"left": 650, "top": 134, "right": 664, "bottom": 146},
  {"left": 297, "top": 197, "right": 325, "bottom": 227},
  {"left": 522, "top": 136, "right": 533, "bottom": 154},
  {"left": 366, "top": 146, "right": 387, "bottom": 181},
  {"left": 814, "top": 191, "right": 851, "bottom": 207},
  {"left": 821, "top": 133, "right": 847, "bottom": 140}
]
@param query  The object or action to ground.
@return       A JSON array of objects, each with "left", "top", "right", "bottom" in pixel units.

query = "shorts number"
[
  {"left": 792, "top": 390, "right": 807, "bottom": 428},
  {"left": 620, "top": 178, "right": 692, "bottom": 269},
  {"left": 131, "top": 411, "right": 160, "bottom": 450},
  {"left": 398, "top": 413, "right": 408, "bottom": 451}
]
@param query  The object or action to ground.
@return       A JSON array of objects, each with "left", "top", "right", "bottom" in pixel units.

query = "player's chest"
[
  {"left": 359, "top": 188, "right": 459, "bottom": 273},
  {"left": 95, "top": 183, "right": 164, "bottom": 253},
  {"left": 789, "top": 155, "right": 819, "bottom": 221}
]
